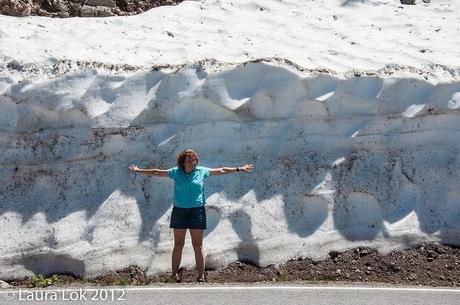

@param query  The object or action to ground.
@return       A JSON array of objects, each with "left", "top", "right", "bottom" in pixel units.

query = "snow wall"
[{"left": 1, "top": 57, "right": 459, "bottom": 280}]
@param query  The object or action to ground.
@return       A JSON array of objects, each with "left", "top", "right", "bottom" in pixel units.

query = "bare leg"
[
  {"left": 172, "top": 229, "right": 186, "bottom": 276},
  {"left": 190, "top": 228, "right": 206, "bottom": 278}
]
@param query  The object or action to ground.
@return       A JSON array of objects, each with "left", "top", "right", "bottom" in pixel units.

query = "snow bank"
[
  {"left": 0, "top": 0, "right": 459, "bottom": 75},
  {"left": 0, "top": 0, "right": 459, "bottom": 280}
]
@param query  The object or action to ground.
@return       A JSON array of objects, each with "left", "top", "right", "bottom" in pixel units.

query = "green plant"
[
  {"left": 117, "top": 278, "right": 130, "bottom": 285},
  {"left": 275, "top": 270, "right": 290, "bottom": 282},
  {"left": 31, "top": 274, "right": 59, "bottom": 287},
  {"left": 321, "top": 274, "right": 337, "bottom": 281},
  {"left": 81, "top": 278, "right": 92, "bottom": 284}
]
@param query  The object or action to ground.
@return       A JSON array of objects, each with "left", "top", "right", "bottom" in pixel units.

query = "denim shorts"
[{"left": 169, "top": 205, "right": 207, "bottom": 230}]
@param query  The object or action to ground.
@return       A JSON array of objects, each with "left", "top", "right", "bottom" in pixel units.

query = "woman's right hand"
[
  {"left": 128, "top": 163, "right": 141, "bottom": 172},
  {"left": 241, "top": 163, "right": 255, "bottom": 173}
]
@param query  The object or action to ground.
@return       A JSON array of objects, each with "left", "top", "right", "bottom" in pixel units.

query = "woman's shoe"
[
  {"left": 167, "top": 267, "right": 184, "bottom": 283},
  {"left": 196, "top": 275, "right": 206, "bottom": 282},
  {"left": 177, "top": 267, "right": 185, "bottom": 282},
  {"left": 196, "top": 271, "right": 208, "bottom": 283}
]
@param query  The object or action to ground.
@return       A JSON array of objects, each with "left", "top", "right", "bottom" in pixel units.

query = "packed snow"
[{"left": 0, "top": 0, "right": 459, "bottom": 280}]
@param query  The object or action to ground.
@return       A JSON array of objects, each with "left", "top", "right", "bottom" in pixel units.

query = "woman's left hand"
[
  {"left": 241, "top": 163, "right": 254, "bottom": 172},
  {"left": 129, "top": 163, "right": 141, "bottom": 172}
]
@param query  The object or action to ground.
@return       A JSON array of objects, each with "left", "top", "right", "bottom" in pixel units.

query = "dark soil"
[
  {"left": 0, "top": 0, "right": 185, "bottom": 18},
  {"left": 5, "top": 243, "right": 460, "bottom": 288}
]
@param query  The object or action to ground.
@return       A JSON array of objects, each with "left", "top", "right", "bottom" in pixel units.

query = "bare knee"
[
  {"left": 174, "top": 242, "right": 185, "bottom": 250},
  {"left": 192, "top": 243, "right": 203, "bottom": 251}
]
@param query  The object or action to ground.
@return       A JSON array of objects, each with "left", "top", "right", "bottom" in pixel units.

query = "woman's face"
[{"left": 183, "top": 156, "right": 197, "bottom": 173}]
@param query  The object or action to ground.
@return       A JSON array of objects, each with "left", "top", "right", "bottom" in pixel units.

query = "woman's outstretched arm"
[
  {"left": 128, "top": 164, "right": 169, "bottom": 177},
  {"left": 210, "top": 163, "right": 254, "bottom": 176}
]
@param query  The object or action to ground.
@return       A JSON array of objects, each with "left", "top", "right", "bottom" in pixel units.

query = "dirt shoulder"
[{"left": 3, "top": 242, "right": 459, "bottom": 288}]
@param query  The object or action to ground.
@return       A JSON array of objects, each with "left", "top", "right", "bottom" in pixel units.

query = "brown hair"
[{"left": 176, "top": 149, "right": 199, "bottom": 172}]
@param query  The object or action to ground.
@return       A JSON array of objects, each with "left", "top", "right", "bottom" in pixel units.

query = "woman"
[{"left": 128, "top": 149, "right": 254, "bottom": 283}]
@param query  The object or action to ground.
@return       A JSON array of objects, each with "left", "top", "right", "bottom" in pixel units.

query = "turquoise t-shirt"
[{"left": 168, "top": 165, "right": 211, "bottom": 208}]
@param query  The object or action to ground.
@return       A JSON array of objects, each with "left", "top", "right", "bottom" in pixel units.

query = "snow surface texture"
[
  {"left": 0, "top": 0, "right": 459, "bottom": 76},
  {"left": 0, "top": 0, "right": 460, "bottom": 280}
]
